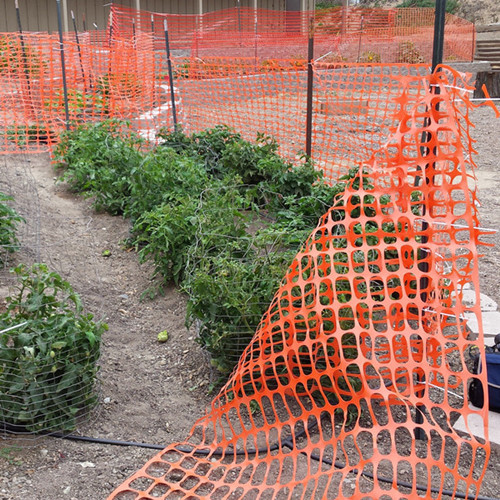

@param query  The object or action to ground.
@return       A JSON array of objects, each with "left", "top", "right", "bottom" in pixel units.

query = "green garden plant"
[
  {"left": 0, "top": 35, "right": 46, "bottom": 77},
  {"left": 6, "top": 124, "right": 56, "bottom": 147},
  {"left": 53, "top": 120, "right": 144, "bottom": 215},
  {"left": 54, "top": 123, "right": 364, "bottom": 379},
  {"left": 0, "top": 264, "right": 107, "bottom": 432},
  {"left": 397, "top": 0, "right": 460, "bottom": 14},
  {"left": 0, "top": 192, "right": 24, "bottom": 267}
]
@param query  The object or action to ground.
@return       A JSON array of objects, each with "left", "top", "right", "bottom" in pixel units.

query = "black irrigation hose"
[
  {"left": 48, "top": 432, "right": 164, "bottom": 450},
  {"left": 47, "top": 431, "right": 500, "bottom": 500}
]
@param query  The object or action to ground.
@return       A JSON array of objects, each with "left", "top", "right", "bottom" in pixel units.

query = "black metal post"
[
  {"left": 356, "top": 16, "right": 364, "bottom": 62},
  {"left": 305, "top": 19, "right": 314, "bottom": 160},
  {"left": 132, "top": 18, "right": 137, "bottom": 47},
  {"left": 151, "top": 14, "right": 155, "bottom": 49},
  {"left": 56, "top": 0, "right": 70, "bottom": 129},
  {"left": 108, "top": 10, "right": 113, "bottom": 48},
  {"left": 414, "top": 0, "right": 447, "bottom": 442},
  {"left": 71, "top": 10, "right": 87, "bottom": 91},
  {"left": 164, "top": 18, "right": 178, "bottom": 129},
  {"left": 15, "top": 0, "right": 33, "bottom": 100},
  {"left": 432, "top": 0, "right": 447, "bottom": 72}
]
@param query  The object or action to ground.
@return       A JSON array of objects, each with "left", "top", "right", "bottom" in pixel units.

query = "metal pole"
[
  {"left": 414, "top": 0, "right": 447, "bottom": 442},
  {"left": 151, "top": 14, "right": 155, "bottom": 47},
  {"left": 15, "top": 0, "right": 32, "bottom": 98},
  {"left": 432, "top": 0, "right": 447, "bottom": 72},
  {"left": 356, "top": 15, "right": 364, "bottom": 62},
  {"left": 62, "top": 0, "right": 69, "bottom": 33},
  {"left": 71, "top": 10, "right": 87, "bottom": 91},
  {"left": 164, "top": 19, "right": 178, "bottom": 129},
  {"left": 108, "top": 10, "right": 113, "bottom": 47},
  {"left": 305, "top": 19, "right": 314, "bottom": 159},
  {"left": 56, "top": 0, "right": 70, "bottom": 129}
]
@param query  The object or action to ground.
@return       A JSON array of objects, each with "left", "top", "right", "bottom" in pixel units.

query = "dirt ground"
[{"left": 0, "top": 101, "right": 499, "bottom": 499}]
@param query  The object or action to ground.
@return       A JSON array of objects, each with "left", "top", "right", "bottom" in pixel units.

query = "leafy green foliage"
[
  {"left": 0, "top": 192, "right": 24, "bottom": 267},
  {"left": 126, "top": 147, "right": 210, "bottom": 220},
  {"left": 315, "top": 1, "right": 341, "bottom": 9},
  {"left": 52, "top": 120, "right": 144, "bottom": 215},
  {"left": 397, "top": 0, "right": 460, "bottom": 14},
  {"left": 0, "top": 264, "right": 107, "bottom": 432},
  {"left": 43, "top": 88, "right": 110, "bottom": 117},
  {"left": 5, "top": 124, "right": 56, "bottom": 147},
  {"left": 96, "top": 72, "right": 143, "bottom": 99},
  {"left": 0, "top": 35, "right": 46, "bottom": 77},
  {"left": 55, "top": 123, "right": 350, "bottom": 377}
]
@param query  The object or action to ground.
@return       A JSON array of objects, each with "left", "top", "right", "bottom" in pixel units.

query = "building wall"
[{"left": 0, "top": 0, "right": 301, "bottom": 33}]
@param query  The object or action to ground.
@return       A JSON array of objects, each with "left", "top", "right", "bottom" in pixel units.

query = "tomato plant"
[{"left": 0, "top": 264, "right": 107, "bottom": 432}]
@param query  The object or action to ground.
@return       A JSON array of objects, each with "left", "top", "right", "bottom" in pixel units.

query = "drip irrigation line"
[
  {"left": 48, "top": 432, "right": 165, "bottom": 450},
  {"left": 44, "top": 429, "right": 500, "bottom": 500},
  {"left": 306, "top": 450, "right": 498, "bottom": 500}
]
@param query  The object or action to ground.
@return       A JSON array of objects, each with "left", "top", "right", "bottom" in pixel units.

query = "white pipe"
[{"left": 62, "top": 0, "right": 69, "bottom": 32}]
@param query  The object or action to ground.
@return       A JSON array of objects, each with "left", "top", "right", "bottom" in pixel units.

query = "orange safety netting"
[
  {"left": 0, "top": 6, "right": 475, "bottom": 179},
  {"left": 1, "top": 24, "right": 434, "bottom": 183},
  {"left": 106, "top": 69, "right": 495, "bottom": 500},
  {"left": 110, "top": 5, "right": 475, "bottom": 63}
]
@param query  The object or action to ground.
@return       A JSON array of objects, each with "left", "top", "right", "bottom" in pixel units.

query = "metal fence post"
[
  {"left": 164, "top": 18, "right": 178, "bottom": 129},
  {"left": 305, "top": 18, "right": 314, "bottom": 160},
  {"left": 56, "top": 0, "right": 70, "bottom": 130}
]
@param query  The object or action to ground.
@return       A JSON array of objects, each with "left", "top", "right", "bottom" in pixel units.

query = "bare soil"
[
  {"left": 0, "top": 102, "right": 499, "bottom": 499},
  {"left": 0, "top": 152, "right": 215, "bottom": 499}
]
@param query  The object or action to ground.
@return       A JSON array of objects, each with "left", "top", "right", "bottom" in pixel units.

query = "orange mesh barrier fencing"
[
  {"left": 1, "top": 25, "right": 433, "bottom": 182},
  {"left": 0, "top": 30, "right": 158, "bottom": 153},
  {"left": 110, "top": 5, "right": 475, "bottom": 63},
  {"left": 175, "top": 63, "right": 430, "bottom": 182},
  {"left": 106, "top": 68, "right": 496, "bottom": 500}
]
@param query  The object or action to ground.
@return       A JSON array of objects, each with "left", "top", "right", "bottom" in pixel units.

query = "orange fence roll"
[{"left": 106, "top": 68, "right": 494, "bottom": 500}]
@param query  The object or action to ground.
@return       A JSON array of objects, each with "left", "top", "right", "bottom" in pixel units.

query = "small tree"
[{"left": 397, "top": 0, "right": 460, "bottom": 14}]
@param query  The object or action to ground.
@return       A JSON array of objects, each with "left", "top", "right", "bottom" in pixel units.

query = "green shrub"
[
  {"left": 53, "top": 120, "right": 144, "bottom": 214},
  {"left": 0, "top": 264, "right": 107, "bottom": 432},
  {"left": 0, "top": 35, "right": 46, "bottom": 77},
  {"left": 54, "top": 122, "right": 351, "bottom": 375},
  {"left": 43, "top": 88, "right": 109, "bottom": 118},
  {"left": 397, "top": 0, "right": 460, "bottom": 14},
  {"left": 0, "top": 192, "right": 24, "bottom": 267},
  {"left": 6, "top": 124, "right": 56, "bottom": 147},
  {"left": 315, "top": 1, "right": 341, "bottom": 9},
  {"left": 125, "top": 147, "right": 210, "bottom": 220}
]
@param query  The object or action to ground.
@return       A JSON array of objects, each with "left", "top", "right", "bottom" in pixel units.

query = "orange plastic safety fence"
[
  {"left": 106, "top": 68, "right": 495, "bottom": 500},
  {"left": 1, "top": 25, "right": 433, "bottom": 180},
  {"left": 0, "top": 29, "right": 159, "bottom": 154},
  {"left": 0, "top": 6, "right": 474, "bottom": 166},
  {"left": 110, "top": 5, "right": 474, "bottom": 63},
  {"left": 174, "top": 62, "right": 431, "bottom": 182}
]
